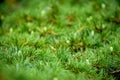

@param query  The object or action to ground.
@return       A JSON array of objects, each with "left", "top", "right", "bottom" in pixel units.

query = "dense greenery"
[{"left": 0, "top": 0, "right": 120, "bottom": 80}]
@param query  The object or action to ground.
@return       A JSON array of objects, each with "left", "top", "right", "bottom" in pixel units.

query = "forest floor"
[{"left": 0, "top": 0, "right": 120, "bottom": 80}]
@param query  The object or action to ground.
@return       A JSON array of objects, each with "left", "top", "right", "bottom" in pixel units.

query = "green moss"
[{"left": 0, "top": 0, "right": 120, "bottom": 80}]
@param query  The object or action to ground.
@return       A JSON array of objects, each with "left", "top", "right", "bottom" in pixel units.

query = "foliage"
[{"left": 0, "top": 0, "right": 120, "bottom": 80}]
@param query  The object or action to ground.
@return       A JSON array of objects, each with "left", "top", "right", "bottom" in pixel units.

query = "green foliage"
[{"left": 0, "top": 0, "right": 120, "bottom": 80}]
